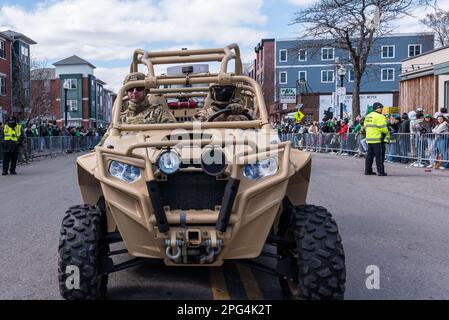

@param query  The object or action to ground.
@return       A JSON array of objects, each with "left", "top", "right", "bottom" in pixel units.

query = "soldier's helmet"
[
  {"left": 123, "top": 72, "right": 146, "bottom": 85},
  {"left": 210, "top": 84, "right": 236, "bottom": 107}
]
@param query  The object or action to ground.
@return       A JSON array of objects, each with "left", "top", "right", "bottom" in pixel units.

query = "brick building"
[
  {"left": 0, "top": 30, "right": 36, "bottom": 121},
  {"left": 30, "top": 55, "right": 116, "bottom": 128},
  {"left": 0, "top": 32, "right": 12, "bottom": 120},
  {"left": 254, "top": 39, "right": 275, "bottom": 121},
  {"left": 1, "top": 30, "right": 37, "bottom": 118}
]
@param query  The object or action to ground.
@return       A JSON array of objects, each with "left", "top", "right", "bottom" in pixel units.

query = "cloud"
[
  {"left": 0, "top": 0, "right": 267, "bottom": 61},
  {"left": 95, "top": 67, "right": 130, "bottom": 93},
  {"left": 391, "top": 2, "right": 449, "bottom": 33},
  {"left": 286, "top": 0, "right": 316, "bottom": 6},
  {"left": 0, "top": 0, "right": 268, "bottom": 91}
]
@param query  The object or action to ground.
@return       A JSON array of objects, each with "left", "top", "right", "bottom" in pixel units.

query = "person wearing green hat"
[
  {"left": 120, "top": 72, "right": 176, "bottom": 124},
  {"left": 364, "top": 102, "right": 390, "bottom": 176},
  {"left": 424, "top": 114, "right": 436, "bottom": 130}
]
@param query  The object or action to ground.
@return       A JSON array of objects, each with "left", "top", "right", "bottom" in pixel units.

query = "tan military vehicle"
[{"left": 58, "top": 44, "right": 346, "bottom": 300}]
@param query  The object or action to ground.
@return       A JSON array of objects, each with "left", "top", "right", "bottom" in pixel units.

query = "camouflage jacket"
[
  {"left": 121, "top": 98, "right": 176, "bottom": 124},
  {"left": 193, "top": 102, "right": 248, "bottom": 122}
]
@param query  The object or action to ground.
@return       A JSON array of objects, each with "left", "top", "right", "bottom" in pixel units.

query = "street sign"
[
  {"left": 336, "top": 87, "right": 346, "bottom": 96},
  {"left": 282, "top": 103, "right": 288, "bottom": 110},
  {"left": 294, "top": 110, "right": 304, "bottom": 123},
  {"left": 280, "top": 88, "right": 297, "bottom": 103},
  {"left": 296, "top": 103, "right": 303, "bottom": 110}
]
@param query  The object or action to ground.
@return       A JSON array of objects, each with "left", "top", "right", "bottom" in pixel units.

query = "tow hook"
[
  {"left": 201, "top": 239, "right": 223, "bottom": 263},
  {"left": 165, "top": 239, "right": 183, "bottom": 261}
]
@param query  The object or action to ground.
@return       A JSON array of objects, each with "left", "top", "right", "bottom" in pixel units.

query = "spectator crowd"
[
  {"left": 274, "top": 107, "right": 449, "bottom": 170},
  {"left": 0, "top": 121, "right": 107, "bottom": 164}
]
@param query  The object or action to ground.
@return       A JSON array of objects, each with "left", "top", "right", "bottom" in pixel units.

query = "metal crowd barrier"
[
  {"left": 279, "top": 132, "right": 449, "bottom": 168},
  {"left": 0, "top": 136, "right": 101, "bottom": 163},
  {"left": 413, "top": 133, "right": 449, "bottom": 168},
  {"left": 27, "top": 136, "right": 101, "bottom": 159},
  {"left": 3, "top": 133, "right": 448, "bottom": 169}
]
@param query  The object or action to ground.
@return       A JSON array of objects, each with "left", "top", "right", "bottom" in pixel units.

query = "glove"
[{"left": 228, "top": 103, "right": 243, "bottom": 115}]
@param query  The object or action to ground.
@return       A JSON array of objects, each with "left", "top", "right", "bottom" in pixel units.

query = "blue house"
[{"left": 274, "top": 33, "right": 434, "bottom": 120}]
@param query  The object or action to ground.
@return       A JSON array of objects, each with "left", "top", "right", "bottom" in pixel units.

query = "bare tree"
[
  {"left": 420, "top": 5, "right": 449, "bottom": 47},
  {"left": 29, "top": 58, "right": 53, "bottom": 123},
  {"left": 292, "top": 0, "right": 431, "bottom": 117}
]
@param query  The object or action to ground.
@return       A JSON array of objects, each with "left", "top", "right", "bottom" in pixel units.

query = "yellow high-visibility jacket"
[
  {"left": 364, "top": 111, "right": 390, "bottom": 144},
  {"left": 3, "top": 124, "right": 22, "bottom": 142}
]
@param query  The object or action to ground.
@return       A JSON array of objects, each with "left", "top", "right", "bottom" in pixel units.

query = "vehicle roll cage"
[
  {"left": 130, "top": 43, "right": 243, "bottom": 77},
  {"left": 109, "top": 44, "right": 269, "bottom": 135}
]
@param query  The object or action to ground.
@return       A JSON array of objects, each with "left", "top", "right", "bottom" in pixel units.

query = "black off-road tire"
[
  {"left": 58, "top": 205, "right": 109, "bottom": 300},
  {"left": 277, "top": 203, "right": 346, "bottom": 300}
]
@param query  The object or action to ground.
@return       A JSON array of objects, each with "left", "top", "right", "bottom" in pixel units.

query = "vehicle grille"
[{"left": 158, "top": 172, "right": 228, "bottom": 210}]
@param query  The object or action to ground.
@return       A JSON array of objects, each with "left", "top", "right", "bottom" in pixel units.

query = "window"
[
  {"left": 298, "top": 71, "right": 307, "bottom": 83},
  {"left": 21, "top": 45, "right": 29, "bottom": 57},
  {"left": 348, "top": 70, "right": 355, "bottom": 82},
  {"left": 279, "top": 49, "right": 287, "bottom": 62},
  {"left": 381, "top": 68, "right": 395, "bottom": 81},
  {"left": 279, "top": 71, "right": 287, "bottom": 84},
  {"left": 305, "top": 114, "right": 313, "bottom": 124},
  {"left": 408, "top": 44, "right": 422, "bottom": 57},
  {"left": 298, "top": 49, "right": 307, "bottom": 61},
  {"left": 321, "top": 48, "right": 334, "bottom": 61},
  {"left": 381, "top": 45, "right": 395, "bottom": 58},
  {"left": 0, "top": 76, "right": 6, "bottom": 95},
  {"left": 0, "top": 40, "right": 5, "bottom": 59},
  {"left": 65, "top": 79, "right": 77, "bottom": 89},
  {"left": 68, "top": 100, "right": 78, "bottom": 111},
  {"left": 321, "top": 70, "right": 334, "bottom": 83}
]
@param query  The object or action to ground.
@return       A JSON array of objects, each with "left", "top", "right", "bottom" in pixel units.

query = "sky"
[{"left": 1, "top": 0, "right": 448, "bottom": 92}]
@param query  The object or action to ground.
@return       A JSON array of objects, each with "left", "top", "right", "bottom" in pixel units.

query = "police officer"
[
  {"left": 364, "top": 102, "right": 390, "bottom": 176},
  {"left": 1, "top": 116, "right": 23, "bottom": 175},
  {"left": 194, "top": 84, "right": 249, "bottom": 122},
  {"left": 120, "top": 72, "right": 176, "bottom": 124}
]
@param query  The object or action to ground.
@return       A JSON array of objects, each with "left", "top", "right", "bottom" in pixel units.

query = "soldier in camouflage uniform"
[
  {"left": 193, "top": 84, "right": 249, "bottom": 122},
  {"left": 120, "top": 72, "right": 176, "bottom": 124}
]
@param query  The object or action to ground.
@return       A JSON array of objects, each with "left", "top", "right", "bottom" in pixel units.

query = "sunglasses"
[{"left": 127, "top": 87, "right": 145, "bottom": 93}]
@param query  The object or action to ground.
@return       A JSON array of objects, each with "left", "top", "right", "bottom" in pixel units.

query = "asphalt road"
[{"left": 1, "top": 152, "right": 448, "bottom": 300}]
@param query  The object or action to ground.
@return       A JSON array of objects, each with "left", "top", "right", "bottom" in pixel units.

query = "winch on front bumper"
[{"left": 93, "top": 136, "right": 292, "bottom": 266}]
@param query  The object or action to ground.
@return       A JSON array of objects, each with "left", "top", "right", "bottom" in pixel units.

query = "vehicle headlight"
[
  {"left": 243, "top": 157, "right": 278, "bottom": 180},
  {"left": 109, "top": 161, "right": 141, "bottom": 183},
  {"left": 158, "top": 151, "right": 181, "bottom": 175}
]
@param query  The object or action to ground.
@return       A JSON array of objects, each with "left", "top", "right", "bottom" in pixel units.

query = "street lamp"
[
  {"left": 333, "top": 57, "right": 341, "bottom": 118},
  {"left": 337, "top": 65, "right": 347, "bottom": 119},
  {"left": 63, "top": 79, "right": 69, "bottom": 127},
  {"left": 338, "top": 65, "right": 347, "bottom": 87}
]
